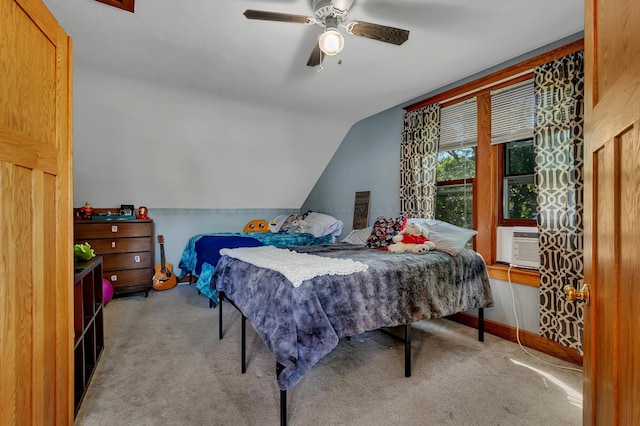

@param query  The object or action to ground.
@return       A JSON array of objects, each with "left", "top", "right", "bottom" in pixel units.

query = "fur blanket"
[{"left": 211, "top": 243, "right": 493, "bottom": 390}]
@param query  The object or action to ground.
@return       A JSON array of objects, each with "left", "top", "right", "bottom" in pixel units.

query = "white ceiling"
[
  {"left": 43, "top": 0, "right": 584, "bottom": 122},
  {"left": 42, "top": 0, "right": 584, "bottom": 210}
]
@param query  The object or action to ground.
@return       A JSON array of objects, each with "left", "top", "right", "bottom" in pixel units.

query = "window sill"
[{"left": 486, "top": 263, "right": 540, "bottom": 287}]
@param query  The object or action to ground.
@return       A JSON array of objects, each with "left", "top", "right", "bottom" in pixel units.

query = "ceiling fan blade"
[
  {"left": 243, "top": 9, "right": 313, "bottom": 24},
  {"left": 306, "top": 39, "right": 325, "bottom": 67},
  {"left": 346, "top": 21, "right": 410, "bottom": 45},
  {"left": 331, "top": 0, "right": 355, "bottom": 13}
]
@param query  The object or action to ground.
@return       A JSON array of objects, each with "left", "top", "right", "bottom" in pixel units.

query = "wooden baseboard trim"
[{"left": 447, "top": 312, "right": 583, "bottom": 366}]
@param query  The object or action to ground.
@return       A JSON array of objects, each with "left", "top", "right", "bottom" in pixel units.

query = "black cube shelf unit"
[{"left": 73, "top": 256, "right": 104, "bottom": 416}]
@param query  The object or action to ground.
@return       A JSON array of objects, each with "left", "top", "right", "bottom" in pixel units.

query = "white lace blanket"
[{"left": 219, "top": 246, "right": 369, "bottom": 287}]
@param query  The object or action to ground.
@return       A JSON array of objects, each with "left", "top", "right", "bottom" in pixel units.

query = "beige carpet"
[{"left": 75, "top": 284, "right": 583, "bottom": 426}]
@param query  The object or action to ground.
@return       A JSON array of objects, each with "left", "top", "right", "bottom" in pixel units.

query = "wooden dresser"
[{"left": 75, "top": 219, "right": 154, "bottom": 296}]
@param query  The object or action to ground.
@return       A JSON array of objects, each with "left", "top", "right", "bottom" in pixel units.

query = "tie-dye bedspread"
[{"left": 211, "top": 243, "right": 493, "bottom": 390}]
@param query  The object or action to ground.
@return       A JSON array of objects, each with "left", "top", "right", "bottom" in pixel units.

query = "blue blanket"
[
  {"left": 195, "top": 236, "right": 263, "bottom": 276},
  {"left": 178, "top": 232, "right": 334, "bottom": 303},
  {"left": 212, "top": 243, "right": 493, "bottom": 390}
]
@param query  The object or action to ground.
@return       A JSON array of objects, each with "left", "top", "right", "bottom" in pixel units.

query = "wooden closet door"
[
  {"left": 0, "top": 0, "right": 73, "bottom": 424},
  {"left": 583, "top": 0, "right": 640, "bottom": 424}
]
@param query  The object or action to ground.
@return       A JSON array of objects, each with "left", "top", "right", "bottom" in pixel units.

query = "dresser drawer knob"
[
  {"left": 111, "top": 274, "right": 118, "bottom": 281},
  {"left": 112, "top": 241, "right": 116, "bottom": 248},
  {"left": 111, "top": 225, "right": 118, "bottom": 233},
  {"left": 134, "top": 255, "right": 140, "bottom": 263}
]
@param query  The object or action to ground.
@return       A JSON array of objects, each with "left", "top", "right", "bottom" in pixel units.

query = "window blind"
[
  {"left": 439, "top": 98, "right": 477, "bottom": 152},
  {"left": 490, "top": 79, "right": 535, "bottom": 145}
]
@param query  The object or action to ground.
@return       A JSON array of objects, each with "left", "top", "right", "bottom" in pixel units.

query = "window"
[
  {"left": 404, "top": 38, "right": 583, "bottom": 280},
  {"left": 436, "top": 149, "right": 475, "bottom": 228},
  {"left": 502, "top": 139, "right": 536, "bottom": 221},
  {"left": 491, "top": 80, "right": 537, "bottom": 226},
  {"left": 436, "top": 99, "right": 476, "bottom": 230}
]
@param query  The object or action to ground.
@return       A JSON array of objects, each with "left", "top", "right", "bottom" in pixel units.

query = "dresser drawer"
[
  {"left": 102, "top": 252, "right": 152, "bottom": 271},
  {"left": 78, "top": 237, "right": 152, "bottom": 255},
  {"left": 105, "top": 269, "right": 152, "bottom": 289},
  {"left": 75, "top": 222, "right": 153, "bottom": 239}
]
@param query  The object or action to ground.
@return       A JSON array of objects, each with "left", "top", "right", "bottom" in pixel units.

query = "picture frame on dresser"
[
  {"left": 74, "top": 208, "right": 154, "bottom": 296},
  {"left": 120, "top": 204, "right": 134, "bottom": 216}
]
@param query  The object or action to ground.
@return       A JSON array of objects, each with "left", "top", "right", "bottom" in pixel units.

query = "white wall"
[
  {"left": 302, "top": 107, "right": 405, "bottom": 235},
  {"left": 72, "top": 65, "right": 352, "bottom": 209},
  {"left": 487, "top": 279, "right": 540, "bottom": 334}
]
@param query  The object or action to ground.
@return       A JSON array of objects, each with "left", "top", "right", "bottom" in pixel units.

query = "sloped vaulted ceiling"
[{"left": 42, "top": 0, "right": 583, "bottom": 208}]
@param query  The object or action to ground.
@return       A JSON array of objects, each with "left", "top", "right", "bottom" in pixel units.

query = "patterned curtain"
[
  {"left": 534, "top": 50, "right": 585, "bottom": 351},
  {"left": 399, "top": 104, "right": 440, "bottom": 218}
]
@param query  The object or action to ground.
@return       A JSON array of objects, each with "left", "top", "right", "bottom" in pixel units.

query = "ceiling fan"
[{"left": 244, "top": 0, "right": 410, "bottom": 67}]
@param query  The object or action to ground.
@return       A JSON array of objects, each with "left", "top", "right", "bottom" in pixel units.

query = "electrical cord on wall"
[{"left": 507, "top": 265, "right": 583, "bottom": 373}]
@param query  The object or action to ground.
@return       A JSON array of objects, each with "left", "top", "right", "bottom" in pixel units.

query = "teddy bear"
[
  {"left": 388, "top": 222, "right": 436, "bottom": 254},
  {"left": 290, "top": 219, "right": 310, "bottom": 234}
]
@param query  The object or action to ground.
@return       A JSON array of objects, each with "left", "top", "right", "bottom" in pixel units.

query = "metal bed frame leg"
[
  {"left": 280, "top": 389, "right": 287, "bottom": 426},
  {"left": 276, "top": 363, "right": 287, "bottom": 426},
  {"left": 478, "top": 308, "right": 484, "bottom": 342},
  {"left": 218, "top": 292, "right": 224, "bottom": 340},
  {"left": 221, "top": 295, "right": 286, "bottom": 423},
  {"left": 404, "top": 323, "right": 411, "bottom": 377},
  {"left": 378, "top": 324, "right": 412, "bottom": 377},
  {"left": 241, "top": 314, "right": 247, "bottom": 373}
]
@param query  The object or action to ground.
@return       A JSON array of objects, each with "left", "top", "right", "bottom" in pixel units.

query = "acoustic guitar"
[{"left": 152, "top": 235, "right": 177, "bottom": 291}]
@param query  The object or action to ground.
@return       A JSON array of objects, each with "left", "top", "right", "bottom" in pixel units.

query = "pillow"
[
  {"left": 365, "top": 215, "right": 407, "bottom": 249},
  {"left": 341, "top": 227, "right": 373, "bottom": 245},
  {"left": 278, "top": 214, "right": 301, "bottom": 233},
  {"left": 301, "top": 211, "right": 344, "bottom": 238},
  {"left": 409, "top": 218, "right": 477, "bottom": 256}
]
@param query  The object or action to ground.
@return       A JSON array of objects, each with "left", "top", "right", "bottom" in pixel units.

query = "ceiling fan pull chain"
[{"left": 318, "top": 48, "right": 324, "bottom": 72}]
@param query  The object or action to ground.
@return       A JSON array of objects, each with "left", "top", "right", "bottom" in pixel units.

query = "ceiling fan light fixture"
[{"left": 318, "top": 28, "right": 344, "bottom": 56}]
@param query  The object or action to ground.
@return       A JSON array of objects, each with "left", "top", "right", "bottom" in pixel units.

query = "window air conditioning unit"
[{"left": 510, "top": 231, "right": 540, "bottom": 269}]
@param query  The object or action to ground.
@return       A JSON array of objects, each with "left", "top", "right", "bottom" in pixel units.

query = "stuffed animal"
[
  {"left": 243, "top": 219, "right": 271, "bottom": 233},
  {"left": 290, "top": 219, "right": 310, "bottom": 234},
  {"left": 388, "top": 222, "right": 436, "bottom": 254},
  {"left": 74, "top": 242, "right": 96, "bottom": 260}
]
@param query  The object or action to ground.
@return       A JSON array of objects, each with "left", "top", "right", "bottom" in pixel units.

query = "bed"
[
  {"left": 177, "top": 212, "right": 344, "bottom": 304},
  {"left": 178, "top": 232, "right": 333, "bottom": 302},
  {"left": 211, "top": 239, "right": 493, "bottom": 425}
]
